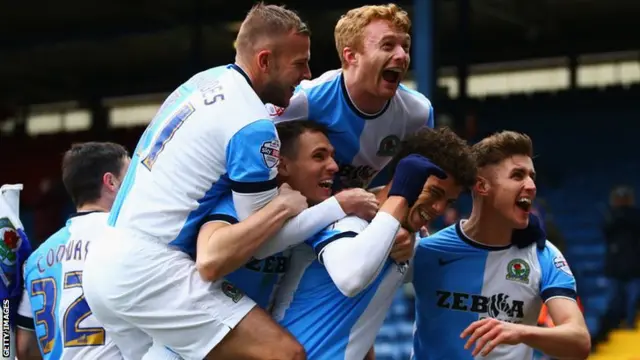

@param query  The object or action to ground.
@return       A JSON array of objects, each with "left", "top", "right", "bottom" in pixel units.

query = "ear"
[
  {"left": 278, "top": 157, "right": 291, "bottom": 177},
  {"left": 102, "top": 172, "right": 117, "bottom": 193},
  {"left": 256, "top": 49, "right": 272, "bottom": 73},
  {"left": 342, "top": 47, "right": 357, "bottom": 67},
  {"left": 474, "top": 175, "right": 490, "bottom": 196}
]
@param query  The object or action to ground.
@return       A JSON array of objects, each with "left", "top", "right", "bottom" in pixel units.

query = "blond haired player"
[{"left": 269, "top": 4, "right": 432, "bottom": 191}]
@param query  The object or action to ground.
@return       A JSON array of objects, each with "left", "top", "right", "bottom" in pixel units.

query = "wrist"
[{"left": 333, "top": 192, "right": 352, "bottom": 214}]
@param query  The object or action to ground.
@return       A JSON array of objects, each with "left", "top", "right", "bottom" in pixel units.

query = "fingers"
[
  {"left": 478, "top": 332, "right": 504, "bottom": 357},
  {"left": 280, "top": 183, "right": 292, "bottom": 190},
  {"left": 460, "top": 318, "right": 489, "bottom": 339}
]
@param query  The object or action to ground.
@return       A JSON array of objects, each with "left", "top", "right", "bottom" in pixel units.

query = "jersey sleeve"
[
  {"left": 538, "top": 242, "right": 578, "bottom": 302},
  {"left": 16, "top": 284, "right": 34, "bottom": 330},
  {"left": 202, "top": 193, "right": 238, "bottom": 226},
  {"left": 266, "top": 89, "right": 309, "bottom": 123},
  {"left": 426, "top": 104, "right": 435, "bottom": 128},
  {"left": 226, "top": 119, "right": 280, "bottom": 193},
  {"left": 304, "top": 216, "right": 367, "bottom": 256}
]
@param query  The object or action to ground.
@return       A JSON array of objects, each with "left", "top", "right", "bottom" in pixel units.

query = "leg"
[
  {"left": 84, "top": 229, "right": 299, "bottom": 360},
  {"left": 205, "top": 306, "right": 306, "bottom": 360}
]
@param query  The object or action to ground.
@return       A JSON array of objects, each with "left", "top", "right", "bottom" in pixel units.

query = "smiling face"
[
  {"left": 478, "top": 155, "right": 537, "bottom": 229},
  {"left": 349, "top": 19, "right": 410, "bottom": 99},
  {"left": 405, "top": 174, "right": 464, "bottom": 233},
  {"left": 277, "top": 130, "right": 338, "bottom": 205},
  {"left": 260, "top": 32, "right": 312, "bottom": 107}
]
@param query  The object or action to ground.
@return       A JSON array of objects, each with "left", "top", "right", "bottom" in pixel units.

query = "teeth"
[
  {"left": 419, "top": 210, "right": 431, "bottom": 221},
  {"left": 517, "top": 197, "right": 531, "bottom": 205},
  {"left": 319, "top": 180, "right": 333, "bottom": 189},
  {"left": 386, "top": 68, "right": 402, "bottom": 73}
]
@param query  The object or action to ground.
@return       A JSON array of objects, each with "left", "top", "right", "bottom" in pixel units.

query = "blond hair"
[
  {"left": 472, "top": 131, "right": 533, "bottom": 168},
  {"left": 334, "top": 4, "right": 411, "bottom": 67},
  {"left": 235, "top": 2, "right": 309, "bottom": 59}
]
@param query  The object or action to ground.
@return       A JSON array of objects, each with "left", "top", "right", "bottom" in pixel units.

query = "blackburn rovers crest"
[
  {"left": 377, "top": 135, "right": 401, "bottom": 157},
  {"left": 505, "top": 258, "right": 530, "bottom": 284},
  {"left": 0, "top": 217, "right": 21, "bottom": 267}
]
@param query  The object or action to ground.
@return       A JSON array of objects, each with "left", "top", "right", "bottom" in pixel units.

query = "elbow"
[
  {"left": 195, "top": 256, "right": 224, "bottom": 282},
  {"left": 334, "top": 275, "right": 366, "bottom": 298},
  {"left": 575, "top": 331, "right": 592, "bottom": 359}
]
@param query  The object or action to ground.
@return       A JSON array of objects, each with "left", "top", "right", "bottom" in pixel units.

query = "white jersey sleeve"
[{"left": 305, "top": 212, "right": 401, "bottom": 296}]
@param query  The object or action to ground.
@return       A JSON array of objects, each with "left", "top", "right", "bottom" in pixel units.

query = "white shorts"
[{"left": 83, "top": 226, "right": 256, "bottom": 360}]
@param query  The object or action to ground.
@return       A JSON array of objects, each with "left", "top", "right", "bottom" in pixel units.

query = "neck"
[
  {"left": 343, "top": 68, "right": 387, "bottom": 114},
  {"left": 234, "top": 60, "right": 264, "bottom": 98},
  {"left": 76, "top": 200, "right": 110, "bottom": 214},
  {"left": 463, "top": 201, "right": 512, "bottom": 247}
]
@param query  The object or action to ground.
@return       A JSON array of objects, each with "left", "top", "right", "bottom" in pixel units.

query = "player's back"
[
  {"left": 109, "top": 64, "right": 273, "bottom": 256},
  {"left": 268, "top": 69, "right": 433, "bottom": 189},
  {"left": 412, "top": 222, "right": 577, "bottom": 360},
  {"left": 272, "top": 215, "right": 409, "bottom": 360},
  {"left": 23, "top": 212, "right": 122, "bottom": 360}
]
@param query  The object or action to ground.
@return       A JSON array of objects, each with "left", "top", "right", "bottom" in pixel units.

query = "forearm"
[
  {"left": 197, "top": 201, "right": 290, "bottom": 281},
  {"left": 520, "top": 323, "right": 591, "bottom": 359},
  {"left": 253, "top": 196, "right": 347, "bottom": 259},
  {"left": 322, "top": 212, "right": 401, "bottom": 297}
]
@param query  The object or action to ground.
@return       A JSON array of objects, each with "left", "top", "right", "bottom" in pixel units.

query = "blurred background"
[{"left": 1, "top": 0, "right": 639, "bottom": 359}]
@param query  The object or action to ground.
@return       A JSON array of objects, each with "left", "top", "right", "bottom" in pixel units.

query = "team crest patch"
[
  {"left": 377, "top": 135, "right": 401, "bottom": 157},
  {"left": 260, "top": 140, "right": 280, "bottom": 168},
  {"left": 221, "top": 280, "right": 245, "bottom": 303},
  {"left": 506, "top": 258, "right": 530, "bottom": 284},
  {"left": 553, "top": 255, "right": 573, "bottom": 276},
  {"left": 266, "top": 104, "right": 286, "bottom": 117},
  {"left": 0, "top": 217, "right": 21, "bottom": 267},
  {"left": 0, "top": 217, "right": 22, "bottom": 288}
]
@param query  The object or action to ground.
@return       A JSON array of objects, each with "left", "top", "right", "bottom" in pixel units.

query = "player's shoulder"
[
  {"left": 25, "top": 226, "right": 69, "bottom": 269},
  {"left": 186, "top": 64, "right": 269, "bottom": 118},
  {"left": 298, "top": 69, "right": 342, "bottom": 93},
  {"left": 394, "top": 84, "right": 433, "bottom": 117},
  {"left": 535, "top": 240, "right": 572, "bottom": 272}
]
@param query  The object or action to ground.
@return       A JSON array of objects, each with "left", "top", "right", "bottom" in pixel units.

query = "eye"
[{"left": 382, "top": 42, "right": 394, "bottom": 51}]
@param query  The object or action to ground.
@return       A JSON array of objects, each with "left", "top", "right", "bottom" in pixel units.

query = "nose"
[
  {"left": 431, "top": 200, "right": 447, "bottom": 216},
  {"left": 393, "top": 45, "right": 409, "bottom": 62},
  {"left": 524, "top": 176, "right": 537, "bottom": 194},
  {"left": 326, "top": 158, "right": 339, "bottom": 174},
  {"left": 301, "top": 63, "right": 312, "bottom": 81}
]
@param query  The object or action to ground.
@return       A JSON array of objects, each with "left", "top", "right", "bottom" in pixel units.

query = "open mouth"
[
  {"left": 381, "top": 68, "right": 402, "bottom": 84},
  {"left": 318, "top": 179, "right": 333, "bottom": 189},
  {"left": 418, "top": 208, "right": 433, "bottom": 223},
  {"left": 515, "top": 197, "right": 532, "bottom": 212}
]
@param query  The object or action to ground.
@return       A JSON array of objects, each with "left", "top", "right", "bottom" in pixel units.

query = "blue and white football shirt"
[
  {"left": 110, "top": 64, "right": 280, "bottom": 257},
  {"left": 19, "top": 212, "right": 124, "bottom": 360},
  {"left": 412, "top": 221, "right": 577, "bottom": 360},
  {"left": 268, "top": 69, "right": 433, "bottom": 189},
  {"left": 272, "top": 216, "right": 410, "bottom": 360}
]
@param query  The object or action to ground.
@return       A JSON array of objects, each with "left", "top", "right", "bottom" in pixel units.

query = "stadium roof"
[{"left": 1, "top": 0, "right": 638, "bottom": 107}]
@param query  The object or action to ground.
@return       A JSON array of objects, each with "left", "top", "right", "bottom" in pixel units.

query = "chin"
[{"left": 512, "top": 218, "right": 529, "bottom": 230}]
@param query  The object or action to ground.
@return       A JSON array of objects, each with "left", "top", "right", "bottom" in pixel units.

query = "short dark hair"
[
  {"left": 62, "top": 142, "right": 129, "bottom": 207},
  {"left": 472, "top": 131, "right": 533, "bottom": 168},
  {"left": 276, "top": 120, "right": 331, "bottom": 158},
  {"left": 388, "top": 127, "right": 477, "bottom": 188}
]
